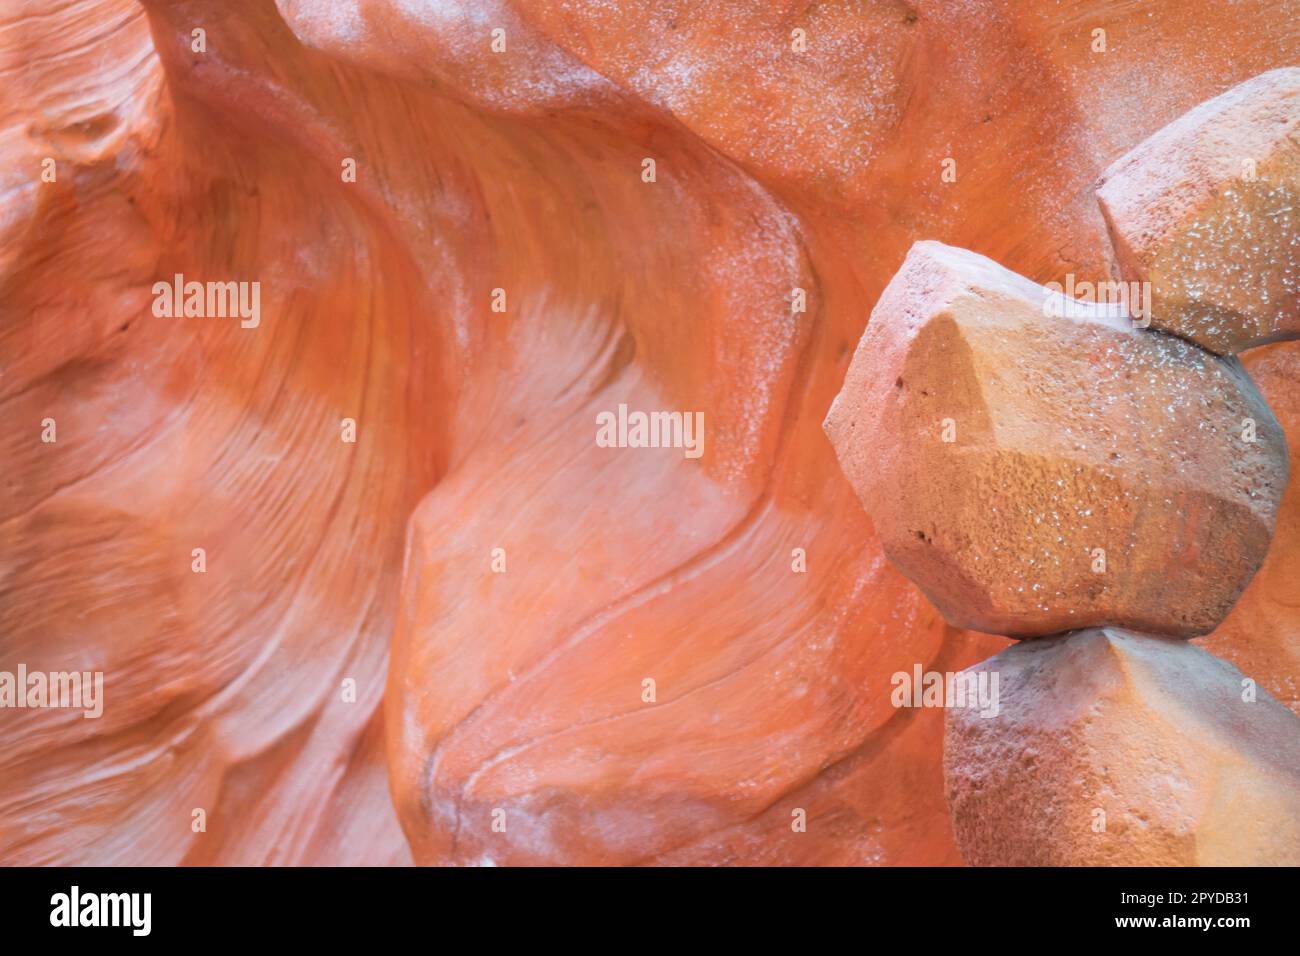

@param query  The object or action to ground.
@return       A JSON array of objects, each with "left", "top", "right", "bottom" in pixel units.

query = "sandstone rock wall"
[{"left": 2, "top": 0, "right": 1297, "bottom": 865}]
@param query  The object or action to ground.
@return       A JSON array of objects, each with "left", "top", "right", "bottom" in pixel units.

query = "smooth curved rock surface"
[
  {"left": 944, "top": 628, "right": 1300, "bottom": 866},
  {"left": 824, "top": 240, "right": 1289, "bottom": 639},
  {"left": 1097, "top": 68, "right": 1300, "bottom": 355},
  {"left": 2, "top": 0, "right": 1299, "bottom": 866}
]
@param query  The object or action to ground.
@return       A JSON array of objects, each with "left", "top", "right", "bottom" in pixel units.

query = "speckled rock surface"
[
  {"left": 824, "top": 241, "right": 1289, "bottom": 638},
  {"left": 944, "top": 628, "right": 1300, "bottom": 865},
  {"left": 1097, "top": 68, "right": 1300, "bottom": 355}
]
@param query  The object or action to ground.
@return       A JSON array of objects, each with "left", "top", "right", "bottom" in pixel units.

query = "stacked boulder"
[
  {"left": 1097, "top": 68, "right": 1299, "bottom": 355},
  {"left": 825, "top": 69, "right": 1300, "bottom": 865}
]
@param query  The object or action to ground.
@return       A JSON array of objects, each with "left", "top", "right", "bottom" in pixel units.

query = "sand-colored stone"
[
  {"left": 1097, "top": 68, "right": 1300, "bottom": 355},
  {"left": 824, "top": 241, "right": 1289, "bottom": 638},
  {"left": 944, "top": 628, "right": 1300, "bottom": 866}
]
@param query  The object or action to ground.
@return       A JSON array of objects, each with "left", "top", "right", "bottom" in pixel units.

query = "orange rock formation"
[
  {"left": 1, "top": 0, "right": 1297, "bottom": 866},
  {"left": 826, "top": 74, "right": 1298, "bottom": 865}
]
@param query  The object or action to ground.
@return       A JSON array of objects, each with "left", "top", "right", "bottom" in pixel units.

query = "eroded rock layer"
[{"left": 2, "top": 0, "right": 1299, "bottom": 866}]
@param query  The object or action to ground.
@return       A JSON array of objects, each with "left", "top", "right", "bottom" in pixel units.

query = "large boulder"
[
  {"left": 824, "top": 241, "right": 1289, "bottom": 638},
  {"left": 944, "top": 628, "right": 1300, "bottom": 865},
  {"left": 1097, "top": 68, "right": 1300, "bottom": 355}
]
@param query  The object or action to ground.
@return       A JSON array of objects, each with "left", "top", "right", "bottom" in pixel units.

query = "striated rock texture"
[
  {"left": 944, "top": 628, "right": 1300, "bottom": 866},
  {"left": 1098, "top": 68, "right": 1300, "bottom": 355},
  {"left": 2, "top": 0, "right": 1299, "bottom": 866},
  {"left": 823, "top": 241, "right": 1289, "bottom": 639}
]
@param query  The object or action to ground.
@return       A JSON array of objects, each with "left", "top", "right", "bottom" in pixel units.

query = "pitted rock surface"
[
  {"left": 824, "top": 241, "right": 1289, "bottom": 638},
  {"left": 1098, "top": 68, "right": 1300, "bottom": 356},
  {"left": 944, "top": 628, "right": 1300, "bottom": 866}
]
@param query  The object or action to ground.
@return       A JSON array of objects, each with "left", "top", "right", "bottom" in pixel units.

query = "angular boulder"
[
  {"left": 1097, "top": 68, "right": 1300, "bottom": 355},
  {"left": 823, "top": 241, "right": 1289, "bottom": 638},
  {"left": 943, "top": 628, "right": 1300, "bottom": 865}
]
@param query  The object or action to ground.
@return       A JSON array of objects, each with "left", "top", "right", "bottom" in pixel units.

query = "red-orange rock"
[
  {"left": 944, "top": 628, "right": 1300, "bottom": 866},
  {"left": 3, "top": 0, "right": 1299, "bottom": 867},
  {"left": 1097, "top": 68, "right": 1300, "bottom": 355},
  {"left": 1200, "top": 343, "right": 1300, "bottom": 716},
  {"left": 824, "top": 240, "right": 1288, "bottom": 639}
]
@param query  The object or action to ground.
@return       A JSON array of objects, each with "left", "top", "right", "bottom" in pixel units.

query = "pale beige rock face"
[
  {"left": 944, "top": 628, "right": 1300, "bottom": 866},
  {"left": 1097, "top": 68, "right": 1300, "bottom": 356},
  {"left": 823, "top": 241, "right": 1289, "bottom": 639}
]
